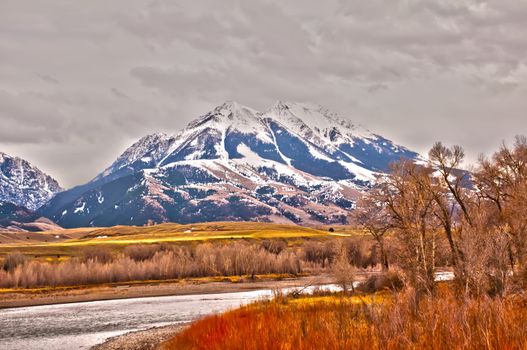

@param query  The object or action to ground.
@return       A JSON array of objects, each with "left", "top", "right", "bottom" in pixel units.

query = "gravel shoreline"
[{"left": 91, "top": 323, "right": 188, "bottom": 350}]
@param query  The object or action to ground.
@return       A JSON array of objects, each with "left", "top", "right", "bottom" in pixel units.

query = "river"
[
  {"left": 0, "top": 272, "right": 455, "bottom": 350},
  {"left": 0, "top": 285, "right": 340, "bottom": 350}
]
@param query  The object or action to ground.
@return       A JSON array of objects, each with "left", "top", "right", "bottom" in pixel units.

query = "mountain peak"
[
  {"left": 213, "top": 101, "right": 260, "bottom": 120},
  {"left": 0, "top": 151, "right": 62, "bottom": 210},
  {"left": 217, "top": 100, "right": 243, "bottom": 110},
  {"left": 94, "top": 132, "right": 175, "bottom": 181},
  {"left": 185, "top": 101, "right": 264, "bottom": 134},
  {"left": 0, "top": 151, "right": 21, "bottom": 163}
]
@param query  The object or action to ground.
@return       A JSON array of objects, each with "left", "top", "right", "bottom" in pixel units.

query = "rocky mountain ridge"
[
  {"left": 0, "top": 152, "right": 62, "bottom": 211},
  {"left": 38, "top": 101, "right": 421, "bottom": 228}
]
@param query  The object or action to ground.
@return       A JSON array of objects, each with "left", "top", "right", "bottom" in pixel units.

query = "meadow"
[{"left": 0, "top": 222, "right": 361, "bottom": 259}]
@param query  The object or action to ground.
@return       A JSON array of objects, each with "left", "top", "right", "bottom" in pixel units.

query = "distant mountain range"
[
  {"left": 0, "top": 153, "right": 62, "bottom": 231},
  {"left": 31, "top": 101, "right": 421, "bottom": 228},
  {"left": 0, "top": 152, "right": 62, "bottom": 210}
]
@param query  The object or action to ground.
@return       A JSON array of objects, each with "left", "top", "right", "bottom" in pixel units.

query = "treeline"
[
  {"left": 356, "top": 136, "right": 527, "bottom": 297},
  {"left": 0, "top": 238, "right": 378, "bottom": 289},
  {"left": 0, "top": 242, "right": 300, "bottom": 288}
]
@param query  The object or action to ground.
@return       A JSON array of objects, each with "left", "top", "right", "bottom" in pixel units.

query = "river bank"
[
  {"left": 0, "top": 277, "right": 350, "bottom": 350},
  {"left": 0, "top": 274, "right": 341, "bottom": 309},
  {"left": 91, "top": 323, "right": 188, "bottom": 350}
]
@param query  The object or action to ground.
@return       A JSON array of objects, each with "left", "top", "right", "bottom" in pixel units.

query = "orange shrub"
[{"left": 163, "top": 291, "right": 527, "bottom": 350}]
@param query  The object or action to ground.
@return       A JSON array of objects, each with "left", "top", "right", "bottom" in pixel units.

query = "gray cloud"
[{"left": 0, "top": 0, "right": 526, "bottom": 187}]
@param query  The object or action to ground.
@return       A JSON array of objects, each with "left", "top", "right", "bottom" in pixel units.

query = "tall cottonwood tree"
[
  {"left": 357, "top": 137, "right": 527, "bottom": 297},
  {"left": 355, "top": 189, "right": 391, "bottom": 271},
  {"left": 474, "top": 136, "right": 527, "bottom": 276},
  {"left": 358, "top": 160, "right": 439, "bottom": 293},
  {"left": 427, "top": 142, "right": 474, "bottom": 286}
]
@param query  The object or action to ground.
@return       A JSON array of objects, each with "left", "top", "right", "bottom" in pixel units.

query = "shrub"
[
  {"left": 358, "top": 270, "right": 405, "bottom": 293},
  {"left": 82, "top": 247, "right": 113, "bottom": 264},
  {"left": 124, "top": 244, "right": 161, "bottom": 261},
  {"left": 303, "top": 241, "right": 336, "bottom": 267},
  {"left": 0, "top": 242, "right": 303, "bottom": 289},
  {"left": 261, "top": 239, "right": 287, "bottom": 255},
  {"left": 2, "top": 252, "right": 28, "bottom": 272}
]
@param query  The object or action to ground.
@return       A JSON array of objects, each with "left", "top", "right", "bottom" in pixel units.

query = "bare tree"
[
  {"left": 364, "top": 161, "right": 439, "bottom": 294},
  {"left": 356, "top": 136, "right": 527, "bottom": 297},
  {"left": 426, "top": 142, "right": 476, "bottom": 288},
  {"left": 474, "top": 136, "right": 527, "bottom": 276},
  {"left": 355, "top": 187, "right": 392, "bottom": 271},
  {"left": 333, "top": 241, "right": 356, "bottom": 293}
]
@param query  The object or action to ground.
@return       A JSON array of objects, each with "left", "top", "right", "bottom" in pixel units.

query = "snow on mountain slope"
[
  {"left": 94, "top": 133, "right": 177, "bottom": 182},
  {"left": 264, "top": 100, "right": 373, "bottom": 143},
  {"left": 263, "top": 101, "right": 420, "bottom": 172},
  {"left": 158, "top": 101, "right": 277, "bottom": 165},
  {"left": 40, "top": 101, "right": 421, "bottom": 228},
  {"left": 185, "top": 101, "right": 272, "bottom": 144},
  {"left": 0, "top": 152, "right": 62, "bottom": 210}
]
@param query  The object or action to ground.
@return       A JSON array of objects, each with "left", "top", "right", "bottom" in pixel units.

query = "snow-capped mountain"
[
  {"left": 0, "top": 152, "right": 62, "bottom": 210},
  {"left": 40, "top": 101, "right": 421, "bottom": 228}
]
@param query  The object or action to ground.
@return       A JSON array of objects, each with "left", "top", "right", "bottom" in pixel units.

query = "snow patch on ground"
[{"left": 339, "top": 161, "right": 377, "bottom": 182}]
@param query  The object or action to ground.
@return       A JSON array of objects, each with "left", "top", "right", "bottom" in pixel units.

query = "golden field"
[{"left": 0, "top": 222, "right": 362, "bottom": 259}]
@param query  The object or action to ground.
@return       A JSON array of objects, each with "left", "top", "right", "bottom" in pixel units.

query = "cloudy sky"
[{"left": 1, "top": 0, "right": 526, "bottom": 188}]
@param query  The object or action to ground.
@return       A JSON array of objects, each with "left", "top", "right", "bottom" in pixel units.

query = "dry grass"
[
  {"left": 0, "top": 222, "right": 362, "bottom": 260},
  {"left": 0, "top": 273, "right": 298, "bottom": 295},
  {"left": 163, "top": 289, "right": 527, "bottom": 350}
]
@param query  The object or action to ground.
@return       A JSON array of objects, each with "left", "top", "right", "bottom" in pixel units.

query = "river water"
[
  {"left": 0, "top": 272, "right": 455, "bottom": 350},
  {"left": 0, "top": 285, "right": 340, "bottom": 350}
]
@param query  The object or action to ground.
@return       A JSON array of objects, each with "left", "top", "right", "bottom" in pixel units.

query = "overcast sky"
[{"left": 1, "top": 0, "right": 526, "bottom": 188}]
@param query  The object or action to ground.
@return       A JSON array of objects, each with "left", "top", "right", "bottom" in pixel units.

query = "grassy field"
[{"left": 0, "top": 222, "right": 363, "bottom": 259}]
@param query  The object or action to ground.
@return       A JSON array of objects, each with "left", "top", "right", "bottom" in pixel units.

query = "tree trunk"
[{"left": 378, "top": 240, "right": 389, "bottom": 271}]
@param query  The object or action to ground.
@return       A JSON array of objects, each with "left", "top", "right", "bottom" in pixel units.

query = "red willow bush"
[{"left": 164, "top": 289, "right": 527, "bottom": 350}]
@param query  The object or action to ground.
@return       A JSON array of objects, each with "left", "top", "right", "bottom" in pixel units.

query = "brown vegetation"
[
  {"left": 164, "top": 288, "right": 527, "bottom": 350},
  {"left": 356, "top": 136, "right": 527, "bottom": 297},
  {"left": 0, "top": 242, "right": 305, "bottom": 289},
  {"left": 1, "top": 252, "right": 28, "bottom": 272},
  {"left": 0, "top": 235, "right": 382, "bottom": 289}
]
